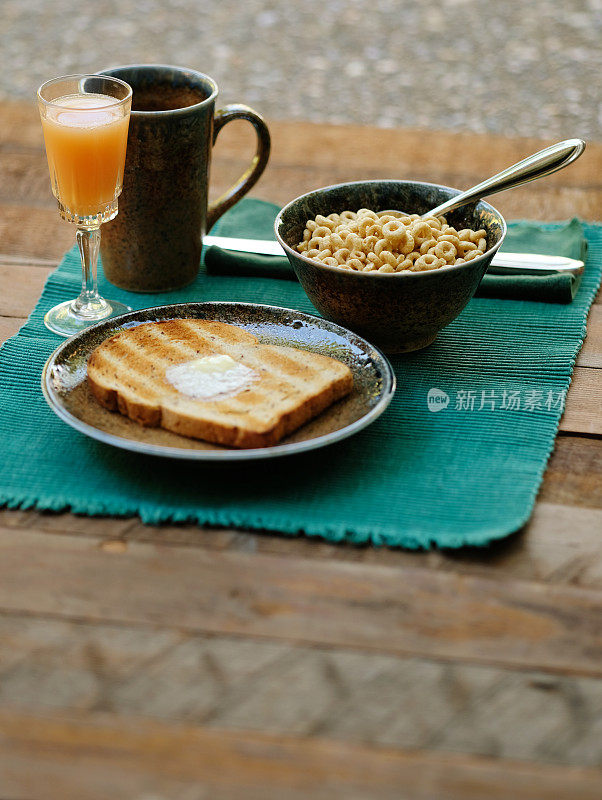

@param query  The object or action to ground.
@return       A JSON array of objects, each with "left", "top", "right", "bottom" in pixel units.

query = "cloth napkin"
[{"left": 205, "top": 204, "right": 585, "bottom": 303}]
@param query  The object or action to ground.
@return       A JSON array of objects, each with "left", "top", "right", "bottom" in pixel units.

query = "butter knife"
[{"left": 203, "top": 236, "right": 584, "bottom": 277}]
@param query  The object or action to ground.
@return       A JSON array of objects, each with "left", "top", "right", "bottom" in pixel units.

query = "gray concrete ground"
[{"left": 1, "top": 0, "right": 601, "bottom": 139}]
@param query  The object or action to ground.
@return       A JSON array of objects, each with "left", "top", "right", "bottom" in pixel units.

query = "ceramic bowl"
[{"left": 275, "top": 180, "right": 506, "bottom": 352}]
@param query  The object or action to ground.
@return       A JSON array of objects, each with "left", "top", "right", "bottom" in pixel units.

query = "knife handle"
[{"left": 489, "top": 252, "right": 584, "bottom": 276}]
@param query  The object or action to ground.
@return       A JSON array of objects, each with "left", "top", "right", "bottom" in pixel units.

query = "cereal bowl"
[{"left": 275, "top": 180, "right": 506, "bottom": 352}]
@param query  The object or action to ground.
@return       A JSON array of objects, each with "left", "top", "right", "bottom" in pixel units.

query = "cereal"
[
  {"left": 296, "top": 208, "right": 488, "bottom": 273},
  {"left": 419, "top": 238, "right": 437, "bottom": 255},
  {"left": 434, "top": 240, "right": 457, "bottom": 261}
]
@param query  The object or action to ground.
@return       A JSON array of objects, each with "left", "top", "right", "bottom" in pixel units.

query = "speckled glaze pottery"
[
  {"left": 275, "top": 180, "right": 506, "bottom": 353},
  {"left": 41, "top": 302, "right": 395, "bottom": 461},
  {"left": 98, "top": 64, "right": 270, "bottom": 292}
]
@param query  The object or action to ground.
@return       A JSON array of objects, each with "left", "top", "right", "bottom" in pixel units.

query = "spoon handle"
[{"left": 424, "top": 138, "right": 586, "bottom": 219}]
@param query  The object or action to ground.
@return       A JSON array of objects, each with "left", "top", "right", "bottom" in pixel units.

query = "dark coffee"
[{"left": 131, "top": 83, "right": 207, "bottom": 112}]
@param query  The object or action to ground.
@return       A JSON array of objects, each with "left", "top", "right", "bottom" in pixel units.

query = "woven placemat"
[{"left": 0, "top": 200, "right": 599, "bottom": 548}]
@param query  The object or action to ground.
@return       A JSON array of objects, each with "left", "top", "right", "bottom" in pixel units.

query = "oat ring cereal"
[{"left": 296, "top": 208, "right": 487, "bottom": 273}]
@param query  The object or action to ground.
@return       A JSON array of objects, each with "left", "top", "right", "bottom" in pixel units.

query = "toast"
[{"left": 87, "top": 319, "right": 354, "bottom": 448}]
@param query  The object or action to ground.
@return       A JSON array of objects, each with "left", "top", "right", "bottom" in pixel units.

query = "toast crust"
[{"left": 87, "top": 319, "right": 353, "bottom": 448}]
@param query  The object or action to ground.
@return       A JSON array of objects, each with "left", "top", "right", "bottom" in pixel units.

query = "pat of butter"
[
  {"left": 187, "top": 354, "right": 238, "bottom": 373},
  {"left": 165, "top": 354, "right": 257, "bottom": 401}
]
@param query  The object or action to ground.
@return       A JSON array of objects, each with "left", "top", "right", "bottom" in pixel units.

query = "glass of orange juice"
[{"left": 37, "top": 74, "right": 133, "bottom": 336}]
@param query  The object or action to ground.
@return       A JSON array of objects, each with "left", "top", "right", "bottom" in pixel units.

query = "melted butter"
[
  {"left": 186, "top": 354, "right": 238, "bottom": 373},
  {"left": 165, "top": 354, "right": 257, "bottom": 401}
]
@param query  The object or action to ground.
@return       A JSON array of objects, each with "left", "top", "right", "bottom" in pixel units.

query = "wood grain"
[
  {"left": 2, "top": 708, "right": 600, "bottom": 800},
  {"left": 0, "top": 527, "right": 600, "bottom": 676},
  {"left": 0, "top": 150, "right": 53, "bottom": 208},
  {"left": 1, "top": 500, "right": 601, "bottom": 592},
  {"left": 539, "top": 436, "right": 602, "bottom": 509},
  {"left": 3, "top": 102, "right": 600, "bottom": 183},
  {"left": 5, "top": 503, "right": 602, "bottom": 591},
  {"left": 0, "top": 315, "right": 23, "bottom": 342},
  {"left": 0, "top": 100, "right": 42, "bottom": 148},
  {"left": 558, "top": 368, "right": 602, "bottom": 435},
  {"left": 0, "top": 613, "right": 600, "bottom": 767},
  {"left": 0, "top": 203, "right": 72, "bottom": 261},
  {"left": 214, "top": 119, "right": 602, "bottom": 219},
  {"left": 0, "top": 263, "right": 50, "bottom": 317}
]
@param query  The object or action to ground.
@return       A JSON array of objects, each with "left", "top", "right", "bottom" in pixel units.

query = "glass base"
[
  {"left": 44, "top": 297, "right": 132, "bottom": 337},
  {"left": 57, "top": 197, "right": 119, "bottom": 228}
]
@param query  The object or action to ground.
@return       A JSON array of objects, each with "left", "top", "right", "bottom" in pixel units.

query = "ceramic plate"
[{"left": 42, "top": 302, "right": 396, "bottom": 461}]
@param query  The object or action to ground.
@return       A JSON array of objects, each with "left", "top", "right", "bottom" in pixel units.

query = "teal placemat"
[{"left": 0, "top": 200, "right": 600, "bottom": 548}]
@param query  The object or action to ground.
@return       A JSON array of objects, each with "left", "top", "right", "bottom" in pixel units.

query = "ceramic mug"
[{"left": 97, "top": 64, "right": 270, "bottom": 292}]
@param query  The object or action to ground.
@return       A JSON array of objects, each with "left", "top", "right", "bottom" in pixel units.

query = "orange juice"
[{"left": 41, "top": 93, "right": 129, "bottom": 217}]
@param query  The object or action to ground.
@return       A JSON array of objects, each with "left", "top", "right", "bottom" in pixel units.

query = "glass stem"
[{"left": 72, "top": 226, "right": 108, "bottom": 316}]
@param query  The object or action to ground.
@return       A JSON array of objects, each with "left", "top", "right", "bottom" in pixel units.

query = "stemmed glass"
[{"left": 37, "top": 74, "right": 133, "bottom": 336}]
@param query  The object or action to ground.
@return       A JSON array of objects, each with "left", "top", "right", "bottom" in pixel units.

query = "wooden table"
[{"left": 0, "top": 101, "right": 601, "bottom": 799}]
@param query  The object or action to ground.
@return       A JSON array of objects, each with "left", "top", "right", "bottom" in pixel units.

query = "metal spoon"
[
  {"left": 416, "top": 138, "right": 585, "bottom": 219},
  {"left": 204, "top": 139, "right": 586, "bottom": 278}
]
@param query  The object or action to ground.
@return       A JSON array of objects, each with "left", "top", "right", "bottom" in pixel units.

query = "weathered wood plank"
[
  {"left": 446, "top": 503, "right": 602, "bottom": 587},
  {"left": 0, "top": 253, "right": 56, "bottom": 267},
  {"left": 4, "top": 502, "right": 602, "bottom": 590},
  {"left": 2, "top": 100, "right": 600, "bottom": 185},
  {"left": 0, "top": 100, "right": 43, "bottom": 149},
  {"left": 0, "top": 613, "right": 601, "bottom": 767},
  {"left": 1, "top": 708, "right": 600, "bottom": 800},
  {"left": 0, "top": 527, "right": 600, "bottom": 676},
  {"left": 0, "top": 263, "right": 50, "bottom": 317},
  {"left": 1, "top": 103, "right": 600, "bottom": 272},
  {"left": 539, "top": 436, "right": 602, "bottom": 509},
  {"left": 4, "top": 497, "right": 602, "bottom": 594},
  {"left": 266, "top": 121, "right": 602, "bottom": 187},
  {"left": 0, "top": 315, "right": 23, "bottom": 343},
  {"left": 558, "top": 367, "right": 602, "bottom": 434},
  {"left": 220, "top": 125, "right": 602, "bottom": 218},
  {"left": 1, "top": 156, "right": 600, "bottom": 223},
  {"left": 2, "top": 502, "right": 601, "bottom": 591},
  {"left": 2, "top": 98, "right": 600, "bottom": 786},
  {"left": 0, "top": 204, "right": 72, "bottom": 261},
  {"left": 1, "top": 105, "right": 601, "bottom": 218},
  {"left": 0, "top": 150, "right": 53, "bottom": 207},
  {"left": 244, "top": 503, "right": 601, "bottom": 589}
]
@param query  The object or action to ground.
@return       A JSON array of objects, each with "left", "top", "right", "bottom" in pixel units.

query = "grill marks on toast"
[{"left": 87, "top": 320, "right": 354, "bottom": 448}]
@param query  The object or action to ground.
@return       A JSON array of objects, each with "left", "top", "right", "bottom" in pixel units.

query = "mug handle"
[{"left": 206, "top": 104, "right": 271, "bottom": 231}]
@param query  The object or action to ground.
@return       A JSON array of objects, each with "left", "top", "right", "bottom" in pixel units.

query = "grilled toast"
[{"left": 87, "top": 319, "right": 354, "bottom": 448}]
